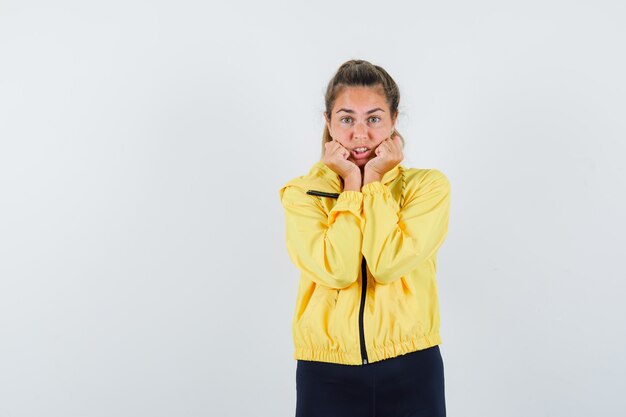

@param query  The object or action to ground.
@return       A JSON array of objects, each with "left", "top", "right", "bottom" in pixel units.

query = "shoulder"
[
  {"left": 401, "top": 166, "right": 450, "bottom": 196},
  {"left": 278, "top": 176, "right": 310, "bottom": 206},
  {"left": 402, "top": 166, "right": 449, "bottom": 185},
  {"left": 278, "top": 164, "right": 327, "bottom": 205}
]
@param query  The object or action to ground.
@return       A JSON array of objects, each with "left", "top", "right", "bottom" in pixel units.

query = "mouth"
[{"left": 351, "top": 147, "right": 372, "bottom": 160}]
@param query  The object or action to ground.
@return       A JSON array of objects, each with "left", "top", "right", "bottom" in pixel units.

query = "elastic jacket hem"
[{"left": 294, "top": 333, "right": 442, "bottom": 366}]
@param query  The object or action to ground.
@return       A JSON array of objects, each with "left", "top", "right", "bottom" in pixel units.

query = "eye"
[
  {"left": 368, "top": 116, "right": 381, "bottom": 123},
  {"left": 340, "top": 116, "right": 353, "bottom": 124}
]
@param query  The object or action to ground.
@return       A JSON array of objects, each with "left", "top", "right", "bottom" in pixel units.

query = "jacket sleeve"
[
  {"left": 279, "top": 186, "right": 364, "bottom": 289},
  {"left": 361, "top": 169, "right": 451, "bottom": 285}
]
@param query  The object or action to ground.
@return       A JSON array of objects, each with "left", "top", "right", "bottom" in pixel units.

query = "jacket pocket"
[{"left": 299, "top": 285, "right": 334, "bottom": 328}]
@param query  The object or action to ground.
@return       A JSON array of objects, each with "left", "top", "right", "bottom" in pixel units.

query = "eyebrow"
[{"left": 335, "top": 108, "right": 385, "bottom": 114}]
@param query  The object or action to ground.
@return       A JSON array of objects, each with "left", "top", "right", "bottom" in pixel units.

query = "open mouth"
[{"left": 351, "top": 147, "right": 371, "bottom": 159}]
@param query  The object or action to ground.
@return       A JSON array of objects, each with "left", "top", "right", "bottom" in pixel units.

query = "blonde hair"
[{"left": 321, "top": 59, "right": 405, "bottom": 158}]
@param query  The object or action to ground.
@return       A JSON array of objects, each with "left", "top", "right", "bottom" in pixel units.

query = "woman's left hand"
[{"left": 364, "top": 133, "right": 404, "bottom": 177}]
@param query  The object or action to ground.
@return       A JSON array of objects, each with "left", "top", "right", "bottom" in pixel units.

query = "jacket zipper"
[
  {"left": 359, "top": 257, "right": 369, "bottom": 365},
  {"left": 308, "top": 188, "right": 367, "bottom": 363}
]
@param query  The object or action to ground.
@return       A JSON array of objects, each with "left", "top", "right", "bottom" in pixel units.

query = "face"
[{"left": 325, "top": 85, "right": 397, "bottom": 169}]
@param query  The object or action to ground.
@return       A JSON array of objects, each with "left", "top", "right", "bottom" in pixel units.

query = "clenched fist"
[{"left": 322, "top": 139, "right": 361, "bottom": 181}]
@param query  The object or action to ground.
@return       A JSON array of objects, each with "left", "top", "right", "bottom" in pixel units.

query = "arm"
[
  {"left": 361, "top": 169, "right": 451, "bottom": 285},
  {"left": 279, "top": 185, "right": 364, "bottom": 289}
]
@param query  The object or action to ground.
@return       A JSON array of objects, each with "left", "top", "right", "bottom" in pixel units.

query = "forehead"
[{"left": 333, "top": 86, "right": 388, "bottom": 110}]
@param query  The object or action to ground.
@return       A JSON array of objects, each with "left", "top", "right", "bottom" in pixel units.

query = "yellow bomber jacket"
[{"left": 278, "top": 160, "right": 451, "bottom": 365}]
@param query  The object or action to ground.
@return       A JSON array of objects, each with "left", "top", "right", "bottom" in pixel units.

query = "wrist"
[
  {"left": 343, "top": 171, "right": 362, "bottom": 192},
  {"left": 363, "top": 170, "right": 383, "bottom": 186}
]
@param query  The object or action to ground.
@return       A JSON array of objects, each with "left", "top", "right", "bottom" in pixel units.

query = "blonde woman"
[{"left": 279, "top": 59, "right": 451, "bottom": 417}]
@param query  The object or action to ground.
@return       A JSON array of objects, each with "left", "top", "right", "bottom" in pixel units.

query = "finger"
[
  {"left": 332, "top": 142, "right": 348, "bottom": 158},
  {"left": 325, "top": 143, "right": 348, "bottom": 160},
  {"left": 386, "top": 136, "right": 399, "bottom": 149},
  {"left": 335, "top": 143, "right": 349, "bottom": 157},
  {"left": 327, "top": 140, "right": 341, "bottom": 153}
]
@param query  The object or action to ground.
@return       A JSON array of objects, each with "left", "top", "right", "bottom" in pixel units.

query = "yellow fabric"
[{"left": 278, "top": 160, "right": 451, "bottom": 365}]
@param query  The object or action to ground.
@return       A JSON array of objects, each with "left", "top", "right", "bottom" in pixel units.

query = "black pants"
[{"left": 296, "top": 345, "right": 446, "bottom": 417}]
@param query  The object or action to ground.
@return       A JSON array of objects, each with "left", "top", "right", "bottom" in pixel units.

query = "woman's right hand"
[{"left": 322, "top": 139, "right": 361, "bottom": 182}]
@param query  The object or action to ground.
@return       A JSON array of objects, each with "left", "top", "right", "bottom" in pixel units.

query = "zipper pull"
[{"left": 306, "top": 189, "right": 340, "bottom": 199}]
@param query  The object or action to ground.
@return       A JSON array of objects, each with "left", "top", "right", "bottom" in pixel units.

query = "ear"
[{"left": 324, "top": 112, "right": 332, "bottom": 136}]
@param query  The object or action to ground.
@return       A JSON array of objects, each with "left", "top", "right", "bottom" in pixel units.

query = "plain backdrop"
[{"left": 1, "top": 1, "right": 625, "bottom": 416}]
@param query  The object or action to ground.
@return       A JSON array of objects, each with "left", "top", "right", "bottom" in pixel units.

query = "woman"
[{"left": 278, "top": 59, "right": 451, "bottom": 417}]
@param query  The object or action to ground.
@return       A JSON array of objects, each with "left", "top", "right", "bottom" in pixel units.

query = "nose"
[{"left": 352, "top": 120, "right": 368, "bottom": 139}]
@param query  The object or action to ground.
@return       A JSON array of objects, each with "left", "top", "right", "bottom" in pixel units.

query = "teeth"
[{"left": 354, "top": 147, "right": 368, "bottom": 152}]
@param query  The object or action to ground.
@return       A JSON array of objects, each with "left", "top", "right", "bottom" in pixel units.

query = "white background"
[{"left": 1, "top": 1, "right": 625, "bottom": 416}]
